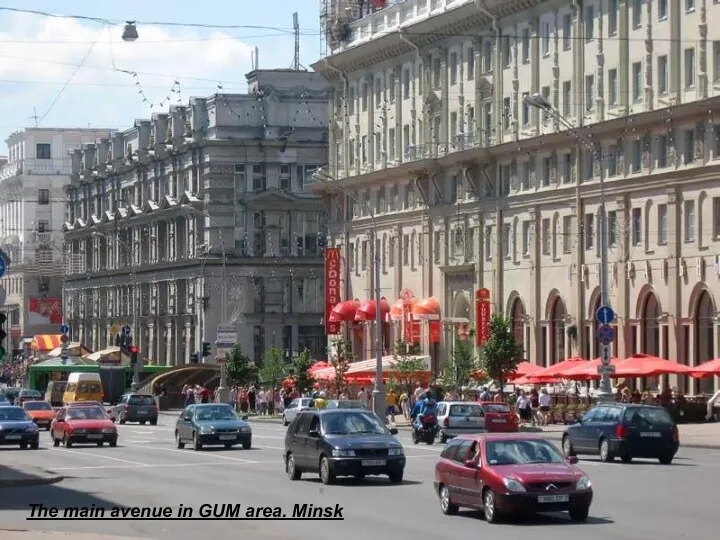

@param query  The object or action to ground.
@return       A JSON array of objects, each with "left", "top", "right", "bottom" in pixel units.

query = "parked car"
[
  {"left": 0, "top": 406, "right": 40, "bottom": 449},
  {"left": 562, "top": 403, "right": 679, "bottom": 464},
  {"left": 110, "top": 394, "right": 158, "bottom": 425},
  {"left": 0, "top": 393, "right": 9, "bottom": 405},
  {"left": 282, "top": 398, "right": 315, "bottom": 426},
  {"left": 478, "top": 402, "right": 519, "bottom": 433},
  {"left": 284, "top": 409, "right": 405, "bottom": 485},
  {"left": 22, "top": 400, "right": 56, "bottom": 430},
  {"left": 17, "top": 389, "right": 43, "bottom": 406},
  {"left": 175, "top": 403, "right": 251, "bottom": 451},
  {"left": 326, "top": 400, "right": 368, "bottom": 410},
  {"left": 436, "top": 401, "right": 485, "bottom": 443},
  {"left": 51, "top": 405, "right": 117, "bottom": 448},
  {"left": 434, "top": 434, "right": 592, "bottom": 523},
  {"left": 45, "top": 381, "right": 67, "bottom": 407}
]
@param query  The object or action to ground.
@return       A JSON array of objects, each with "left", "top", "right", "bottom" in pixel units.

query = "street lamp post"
[
  {"left": 313, "top": 170, "right": 386, "bottom": 421},
  {"left": 524, "top": 94, "right": 613, "bottom": 401}
]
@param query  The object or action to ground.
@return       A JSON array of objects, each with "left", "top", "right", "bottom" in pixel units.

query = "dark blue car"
[
  {"left": 562, "top": 403, "right": 678, "bottom": 464},
  {"left": 0, "top": 406, "right": 40, "bottom": 449}
]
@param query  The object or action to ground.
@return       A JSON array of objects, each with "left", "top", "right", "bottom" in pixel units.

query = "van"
[
  {"left": 63, "top": 373, "right": 104, "bottom": 405},
  {"left": 45, "top": 381, "right": 67, "bottom": 407}
]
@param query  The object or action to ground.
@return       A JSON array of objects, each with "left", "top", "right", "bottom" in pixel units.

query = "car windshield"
[
  {"left": 450, "top": 404, "right": 483, "bottom": 417},
  {"left": 335, "top": 401, "right": 365, "bottom": 409},
  {"left": 0, "top": 394, "right": 8, "bottom": 402},
  {"left": 485, "top": 439, "right": 564, "bottom": 465},
  {"left": 128, "top": 396, "right": 155, "bottom": 406},
  {"left": 321, "top": 411, "right": 387, "bottom": 435},
  {"left": 0, "top": 408, "right": 30, "bottom": 421},
  {"left": 67, "top": 407, "right": 106, "bottom": 420},
  {"left": 23, "top": 401, "right": 52, "bottom": 411},
  {"left": 624, "top": 407, "right": 674, "bottom": 427},
  {"left": 482, "top": 404, "right": 512, "bottom": 413},
  {"left": 21, "top": 391, "right": 41, "bottom": 397},
  {"left": 195, "top": 406, "right": 237, "bottom": 421}
]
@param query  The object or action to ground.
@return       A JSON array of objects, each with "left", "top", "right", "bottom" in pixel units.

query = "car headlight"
[
  {"left": 576, "top": 475, "right": 592, "bottom": 490},
  {"left": 199, "top": 427, "right": 214, "bottom": 434},
  {"left": 26, "top": 425, "right": 38, "bottom": 432},
  {"left": 388, "top": 447, "right": 404, "bottom": 456},
  {"left": 331, "top": 449, "right": 356, "bottom": 457},
  {"left": 102, "top": 428, "right": 115, "bottom": 434},
  {"left": 503, "top": 477, "right": 526, "bottom": 493},
  {"left": 240, "top": 426, "right": 251, "bottom": 433}
]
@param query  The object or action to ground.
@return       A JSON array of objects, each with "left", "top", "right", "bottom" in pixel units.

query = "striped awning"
[{"left": 31, "top": 334, "right": 63, "bottom": 352}]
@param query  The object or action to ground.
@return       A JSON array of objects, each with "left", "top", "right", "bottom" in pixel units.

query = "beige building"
[{"left": 314, "top": 0, "right": 720, "bottom": 394}]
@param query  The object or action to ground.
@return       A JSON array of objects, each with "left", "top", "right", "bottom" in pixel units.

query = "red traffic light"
[{"left": 129, "top": 346, "right": 139, "bottom": 354}]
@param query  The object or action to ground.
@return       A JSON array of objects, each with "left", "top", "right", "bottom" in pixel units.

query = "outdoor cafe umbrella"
[
  {"left": 507, "top": 361, "right": 544, "bottom": 381},
  {"left": 612, "top": 353, "right": 692, "bottom": 378},
  {"left": 688, "top": 358, "right": 720, "bottom": 378},
  {"left": 526, "top": 357, "right": 586, "bottom": 380},
  {"left": 559, "top": 357, "right": 620, "bottom": 381}
]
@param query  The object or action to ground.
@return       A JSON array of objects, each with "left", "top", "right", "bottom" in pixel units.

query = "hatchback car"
[
  {"left": 111, "top": 394, "right": 158, "bottom": 425},
  {"left": 282, "top": 398, "right": 314, "bottom": 425},
  {"left": 562, "top": 403, "right": 679, "bottom": 464},
  {"left": 51, "top": 405, "right": 117, "bottom": 448},
  {"left": 436, "top": 401, "right": 485, "bottom": 442},
  {"left": 284, "top": 409, "right": 405, "bottom": 485},
  {"left": 175, "top": 403, "right": 251, "bottom": 450},
  {"left": 435, "top": 434, "right": 592, "bottom": 523},
  {"left": 22, "top": 400, "right": 56, "bottom": 430},
  {"left": 0, "top": 406, "right": 40, "bottom": 449},
  {"left": 478, "top": 401, "right": 519, "bottom": 433}
]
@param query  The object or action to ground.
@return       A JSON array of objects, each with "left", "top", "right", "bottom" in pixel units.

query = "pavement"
[
  {"left": 0, "top": 416, "right": 718, "bottom": 540},
  {"left": 0, "top": 466, "right": 63, "bottom": 488}
]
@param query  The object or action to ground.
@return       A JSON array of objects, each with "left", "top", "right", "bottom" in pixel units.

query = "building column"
[
  {"left": 165, "top": 323, "right": 173, "bottom": 367},
  {"left": 544, "top": 326, "right": 552, "bottom": 368},
  {"left": 184, "top": 322, "right": 192, "bottom": 364},
  {"left": 666, "top": 187, "right": 682, "bottom": 390},
  {"left": 106, "top": 324, "right": 112, "bottom": 348},
  {"left": 615, "top": 195, "right": 630, "bottom": 360},
  {"left": 148, "top": 323, "right": 155, "bottom": 364},
  {"left": 91, "top": 325, "right": 98, "bottom": 352}
]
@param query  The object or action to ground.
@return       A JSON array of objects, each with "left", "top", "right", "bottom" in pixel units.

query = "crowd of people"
[{"left": 0, "top": 353, "right": 36, "bottom": 387}]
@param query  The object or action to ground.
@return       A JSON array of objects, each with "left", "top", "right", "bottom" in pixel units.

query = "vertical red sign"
[
  {"left": 429, "top": 321, "right": 441, "bottom": 343},
  {"left": 475, "top": 288, "right": 491, "bottom": 346},
  {"left": 401, "top": 288, "right": 419, "bottom": 343},
  {"left": 325, "top": 248, "right": 341, "bottom": 334}
]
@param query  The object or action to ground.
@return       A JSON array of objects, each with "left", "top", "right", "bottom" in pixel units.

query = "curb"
[{"left": 0, "top": 473, "right": 64, "bottom": 488}]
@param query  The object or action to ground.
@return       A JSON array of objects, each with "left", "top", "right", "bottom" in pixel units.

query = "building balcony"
[{"left": 0, "top": 158, "right": 72, "bottom": 181}]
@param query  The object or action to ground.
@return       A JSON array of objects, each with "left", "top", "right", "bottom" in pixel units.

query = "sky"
[{"left": 0, "top": 0, "right": 325, "bottom": 149}]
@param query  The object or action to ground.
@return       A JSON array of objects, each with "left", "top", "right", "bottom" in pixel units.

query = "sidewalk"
[
  {"left": 0, "top": 466, "right": 63, "bottom": 488},
  {"left": 0, "top": 533, "right": 151, "bottom": 540}
]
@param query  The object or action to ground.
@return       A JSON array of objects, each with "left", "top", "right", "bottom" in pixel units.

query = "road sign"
[
  {"left": 597, "top": 324, "right": 615, "bottom": 345},
  {"left": 60, "top": 324, "right": 69, "bottom": 334},
  {"left": 597, "top": 364, "right": 616, "bottom": 375},
  {"left": 61, "top": 350, "right": 69, "bottom": 360},
  {"left": 400, "top": 288, "right": 415, "bottom": 304},
  {"left": 216, "top": 324, "right": 237, "bottom": 344},
  {"left": 60, "top": 334, "right": 69, "bottom": 344},
  {"left": 596, "top": 306, "right": 615, "bottom": 325},
  {"left": 600, "top": 346, "right": 611, "bottom": 364},
  {"left": 0, "top": 254, "right": 7, "bottom": 280},
  {"left": 122, "top": 325, "right": 131, "bottom": 336}
]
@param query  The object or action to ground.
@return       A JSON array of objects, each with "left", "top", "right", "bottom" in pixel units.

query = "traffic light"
[
  {"left": 129, "top": 345, "right": 139, "bottom": 365},
  {"left": 0, "top": 312, "right": 6, "bottom": 361},
  {"left": 190, "top": 352, "right": 199, "bottom": 364},
  {"left": 202, "top": 342, "right": 212, "bottom": 357}
]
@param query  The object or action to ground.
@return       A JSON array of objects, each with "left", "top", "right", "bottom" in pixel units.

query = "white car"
[
  {"left": 282, "top": 398, "right": 314, "bottom": 426},
  {"left": 435, "top": 401, "right": 485, "bottom": 443}
]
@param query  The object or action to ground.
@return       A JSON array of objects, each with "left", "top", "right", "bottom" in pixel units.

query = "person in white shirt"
[
  {"left": 516, "top": 391, "right": 532, "bottom": 426},
  {"left": 357, "top": 388, "right": 366, "bottom": 403},
  {"left": 537, "top": 389, "right": 551, "bottom": 426},
  {"left": 256, "top": 389, "right": 266, "bottom": 415}
]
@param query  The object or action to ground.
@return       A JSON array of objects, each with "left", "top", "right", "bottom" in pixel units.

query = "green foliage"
[
  {"left": 442, "top": 338, "right": 478, "bottom": 390},
  {"left": 330, "top": 338, "right": 354, "bottom": 396},
  {"left": 225, "top": 344, "right": 257, "bottom": 387},
  {"left": 480, "top": 314, "right": 524, "bottom": 401},
  {"left": 390, "top": 340, "right": 427, "bottom": 394},
  {"left": 258, "top": 345, "right": 288, "bottom": 387},
  {"left": 291, "top": 349, "right": 315, "bottom": 395}
]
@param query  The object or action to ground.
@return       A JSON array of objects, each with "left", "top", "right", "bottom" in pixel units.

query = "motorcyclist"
[{"left": 410, "top": 392, "right": 437, "bottom": 432}]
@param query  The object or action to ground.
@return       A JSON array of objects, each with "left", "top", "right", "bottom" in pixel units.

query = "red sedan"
[
  {"left": 434, "top": 434, "right": 592, "bottom": 523},
  {"left": 478, "top": 402, "right": 519, "bottom": 433},
  {"left": 51, "top": 405, "right": 118, "bottom": 448}
]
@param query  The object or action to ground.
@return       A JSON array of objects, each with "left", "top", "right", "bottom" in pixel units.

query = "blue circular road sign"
[
  {"left": 0, "top": 255, "right": 7, "bottom": 279},
  {"left": 122, "top": 325, "right": 131, "bottom": 336},
  {"left": 60, "top": 324, "right": 70, "bottom": 334},
  {"left": 596, "top": 306, "right": 615, "bottom": 325},
  {"left": 597, "top": 324, "right": 615, "bottom": 345}
]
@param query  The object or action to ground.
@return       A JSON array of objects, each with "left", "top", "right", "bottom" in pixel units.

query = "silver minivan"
[{"left": 435, "top": 401, "right": 485, "bottom": 443}]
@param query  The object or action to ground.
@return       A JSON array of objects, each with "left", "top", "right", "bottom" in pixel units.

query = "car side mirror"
[
  {"left": 389, "top": 428, "right": 398, "bottom": 435},
  {"left": 464, "top": 459, "right": 479, "bottom": 468},
  {"left": 182, "top": 414, "right": 192, "bottom": 421},
  {"left": 575, "top": 418, "right": 583, "bottom": 424},
  {"left": 242, "top": 415, "right": 249, "bottom": 420},
  {"left": 308, "top": 429, "right": 320, "bottom": 438},
  {"left": 566, "top": 456, "right": 579, "bottom": 465}
]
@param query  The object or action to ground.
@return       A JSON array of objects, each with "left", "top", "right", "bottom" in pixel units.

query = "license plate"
[
  {"left": 219, "top": 435, "right": 236, "bottom": 441},
  {"left": 640, "top": 432, "right": 661, "bottom": 438},
  {"left": 361, "top": 460, "right": 386, "bottom": 467},
  {"left": 137, "top": 411, "right": 147, "bottom": 415},
  {"left": 538, "top": 494, "right": 569, "bottom": 503},
  {"left": 5, "top": 434, "right": 21, "bottom": 440},
  {"left": 492, "top": 419, "right": 507, "bottom": 423},
  {"left": 87, "top": 434, "right": 103, "bottom": 439}
]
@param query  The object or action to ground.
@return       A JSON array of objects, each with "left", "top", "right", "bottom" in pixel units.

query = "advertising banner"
[
  {"left": 429, "top": 321, "right": 441, "bottom": 343},
  {"left": 325, "top": 248, "right": 341, "bottom": 334},
  {"left": 401, "top": 288, "right": 420, "bottom": 343},
  {"left": 475, "top": 288, "right": 491, "bottom": 346},
  {"left": 29, "top": 297, "right": 63, "bottom": 325}
]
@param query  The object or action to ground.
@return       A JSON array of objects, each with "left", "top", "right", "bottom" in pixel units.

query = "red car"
[
  {"left": 478, "top": 401, "right": 519, "bottom": 433},
  {"left": 434, "top": 434, "right": 593, "bottom": 523},
  {"left": 51, "top": 405, "right": 118, "bottom": 448}
]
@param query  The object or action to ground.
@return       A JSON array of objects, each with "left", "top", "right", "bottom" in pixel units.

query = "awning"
[
  {"left": 412, "top": 297, "right": 441, "bottom": 320},
  {"left": 328, "top": 300, "right": 361, "bottom": 323},
  {"left": 388, "top": 298, "right": 415, "bottom": 321},
  {"left": 312, "top": 355, "right": 432, "bottom": 380},
  {"left": 355, "top": 298, "right": 391, "bottom": 321},
  {"left": 30, "top": 335, "right": 63, "bottom": 352},
  {"left": 48, "top": 342, "right": 90, "bottom": 358}
]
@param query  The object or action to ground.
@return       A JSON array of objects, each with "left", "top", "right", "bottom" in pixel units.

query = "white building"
[
  {"left": 0, "top": 128, "right": 115, "bottom": 348},
  {"left": 62, "top": 69, "right": 330, "bottom": 366},
  {"left": 314, "top": 0, "right": 720, "bottom": 395}
]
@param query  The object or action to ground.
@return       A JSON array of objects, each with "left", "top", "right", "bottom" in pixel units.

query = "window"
[
  {"left": 502, "top": 37, "right": 511, "bottom": 68},
  {"left": 542, "top": 156, "right": 552, "bottom": 186},
  {"left": 375, "top": 133, "right": 382, "bottom": 162},
  {"left": 684, "top": 200, "right": 696, "bottom": 242},
  {"left": 503, "top": 224, "right": 511, "bottom": 258},
  {"left": 450, "top": 52, "right": 458, "bottom": 85},
  {"left": 657, "top": 203, "right": 668, "bottom": 244},
  {"left": 519, "top": 161, "right": 529, "bottom": 190},
  {"left": 37, "top": 219, "right": 49, "bottom": 233},
  {"left": 485, "top": 226, "right": 493, "bottom": 260},
  {"left": 713, "top": 197, "right": 720, "bottom": 238},
  {"left": 374, "top": 78, "right": 382, "bottom": 106},
  {"left": 450, "top": 112, "right": 458, "bottom": 143},
  {"left": 609, "top": 147, "right": 618, "bottom": 176},
  {"left": 685, "top": 129, "right": 695, "bottom": 164},
  {"left": 632, "top": 62, "right": 642, "bottom": 101},
  {"left": 685, "top": 48, "right": 696, "bottom": 88},
  {"left": 584, "top": 214, "right": 594, "bottom": 250},
  {"left": 562, "top": 216, "right": 572, "bottom": 253},
  {"left": 608, "top": 211, "right": 618, "bottom": 247},
  {"left": 658, "top": 55, "right": 668, "bottom": 94},
  {"left": 467, "top": 46, "right": 475, "bottom": 79},
  {"left": 348, "top": 243, "right": 355, "bottom": 271},
  {"left": 658, "top": 0, "right": 668, "bottom": 19},
  {"left": 522, "top": 28, "right": 530, "bottom": 63},
  {"left": 503, "top": 97, "right": 511, "bottom": 129},
  {"left": 632, "top": 140, "right": 642, "bottom": 172},
  {"left": 541, "top": 22, "right": 550, "bottom": 55},
  {"left": 563, "top": 14, "right": 572, "bottom": 50},
  {"left": 522, "top": 221, "right": 531, "bottom": 255},
  {"left": 361, "top": 240, "right": 368, "bottom": 270},
  {"left": 348, "top": 86, "right": 355, "bottom": 115},
  {"left": 542, "top": 218, "right": 551, "bottom": 254},
  {"left": 522, "top": 93, "right": 530, "bottom": 125},
  {"left": 609, "top": 0, "right": 618, "bottom": 34},
  {"left": 686, "top": 0, "right": 695, "bottom": 11},
  {"left": 36, "top": 143, "right": 51, "bottom": 159},
  {"left": 482, "top": 40, "right": 492, "bottom": 72},
  {"left": 608, "top": 68, "right": 618, "bottom": 105},
  {"left": 562, "top": 81, "right": 571, "bottom": 116},
  {"left": 38, "top": 189, "right": 50, "bottom": 205},
  {"left": 585, "top": 6, "right": 594, "bottom": 41},
  {"left": 279, "top": 165, "right": 290, "bottom": 190},
  {"left": 632, "top": 208, "right": 642, "bottom": 246},
  {"left": 632, "top": 0, "right": 642, "bottom": 27},
  {"left": 433, "top": 231, "right": 441, "bottom": 263},
  {"left": 541, "top": 86, "right": 551, "bottom": 121},
  {"left": 389, "top": 236, "right": 396, "bottom": 267},
  {"left": 403, "top": 125, "right": 410, "bottom": 155},
  {"left": 433, "top": 57, "right": 441, "bottom": 88},
  {"left": 402, "top": 69, "right": 410, "bottom": 99},
  {"left": 563, "top": 153, "right": 573, "bottom": 183},
  {"left": 361, "top": 83, "right": 368, "bottom": 111},
  {"left": 361, "top": 135, "right": 368, "bottom": 164},
  {"left": 234, "top": 164, "right": 246, "bottom": 194},
  {"left": 657, "top": 134, "right": 668, "bottom": 167},
  {"left": 585, "top": 75, "right": 595, "bottom": 110},
  {"left": 388, "top": 128, "right": 396, "bottom": 161},
  {"left": 403, "top": 235, "right": 410, "bottom": 266},
  {"left": 348, "top": 139, "right": 355, "bottom": 166},
  {"left": 388, "top": 72, "right": 396, "bottom": 102},
  {"left": 252, "top": 164, "right": 265, "bottom": 191}
]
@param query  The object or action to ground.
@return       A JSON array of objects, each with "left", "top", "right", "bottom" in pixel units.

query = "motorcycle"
[{"left": 411, "top": 412, "right": 438, "bottom": 445}]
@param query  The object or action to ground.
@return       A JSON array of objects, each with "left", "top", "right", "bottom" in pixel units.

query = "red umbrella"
[
  {"left": 613, "top": 353, "right": 692, "bottom": 378},
  {"left": 689, "top": 358, "right": 720, "bottom": 378},
  {"left": 354, "top": 298, "right": 391, "bottom": 321},
  {"left": 527, "top": 357, "right": 585, "bottom": 380},
  {"left": 507, "top": 361, "right": 544, "bottom": 381},
  {"left": 309, "top": 361, "right": 330, "bottom": 372},
  {"left": 514, "top": 374, "right": 560, "bottom": 385},
  {"left": 329, "top": 300, "right": 361, "bottom": 322},
  {"left": 561, "top": 357, "right": 619, "bottom": 380}
]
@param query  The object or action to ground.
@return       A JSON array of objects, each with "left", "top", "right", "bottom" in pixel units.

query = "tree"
[
  {"left": 291, "top": 349, "right": 315, "bottom": 395},
  {"left": 390, "top": 340, "right": 427, "bottom": 394},
  {"left": 480, "top": 314, "right": 524, "bottom": 401},
  {"left": 224, "top": 344, "right": 257, "bottom": 387},
  {"left": 442, "top": 338, "right": 478, "bottom": 392},
  {"left": 330, "top": 338, "right": 353, "bottom": 397},
  {"left": 258, "top": 345, "right": 288, "bottom": 388}
]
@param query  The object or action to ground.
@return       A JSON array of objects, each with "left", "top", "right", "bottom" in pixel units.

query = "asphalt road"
[{"left": 0, "top": 419, "right": 717, "bottom": 540}]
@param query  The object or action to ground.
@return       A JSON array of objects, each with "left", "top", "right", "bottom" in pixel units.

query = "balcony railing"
[{"left": 0, "top": 158, "right": 72, "bottom": 181}]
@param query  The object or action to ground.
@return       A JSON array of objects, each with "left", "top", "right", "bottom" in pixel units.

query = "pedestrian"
[
  {"left": 257, "top": 388, "right": 266, "bottom": 415},
  {"left": 386, "top": 388, "right": 398, "bottom": 423},
  {"left": 357, "top": 387, "right": 366, "bottom": 403},
  {"left": 248, "top": 385, "right": 256, "bottom": 412},
  {"left": 516, "top": 391, "right": 531, "bottom": 426}
]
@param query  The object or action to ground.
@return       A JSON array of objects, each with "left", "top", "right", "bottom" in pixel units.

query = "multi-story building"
[
  {"left": 0, "top": 128, "right": 114, "bottom": 348},
  {"left": 63, "top": 69, "right": 329, "bottom": 366},
  {"left": 314, "top": 0, "right": 720, "bottom": 394}
]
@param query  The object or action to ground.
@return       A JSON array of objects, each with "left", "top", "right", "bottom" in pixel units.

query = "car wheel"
[
  {"left": 286, "top": 453, "right": 301, "bottom": 481},
  {"left": 46, "top": 426, "right": 51, "bottom": 431},
  {"left": 411, "top": 430, "right": 418, "bottom": 444},
  {"left": 52, "top": 436, "right": 59, "bottom": 447},
  {"left": 319, "top": 456, "right": 335, "bottom": 485},
  {"left": 282, "top": 414, "right": 289, "bottom": 426},
  {"left": 192, "top": 432, "right": 202, "bottom": 451},
  {"left": 97, "top": 442, "right": 104, "bottom": 447},
  {"left": 438, "top": 430, "right": 448, "bottom": 444},
  {"left": 659, "top": 454, "right": 673, "bottom": 465},
  {"left": 150, "top": 419, "right": 157, "bottom": 426},
  {"left": 19, "top": 442, "right": 27, "bottom": 449},
  {"left": 562, "top": 435, "right": 576, "bottom": 457},
  {"left": 439, "top": 484, "right": 458, "bottom": 515},
  {"left": 118, "top": 415, "right": 126, "bottom": 425},
  {"left": 109, "top": 439, "right": 117, "bottom": 448},
  {"left": 599, "top": 439, "right": 613, "bottom": 462},
  {"left": 140, "top": 420, "right": 146, "bottom": 425},
  {"left": 242, "top": 441, "right": 251, "bottom": 450},
  {"left": 354, "top": 473, "right": 365, "bottom": 482},
  {"left": 483, "top": 488, "right": 499, "bottom": 523},
  {"left": 569, "top": 505, "right": 590, "bottom": 522},
  {"left": 30, "top": 440, "right": 39, "bottom": 450},
  {"left": 621, "top": 454, "right": 633, "bottom": 463},
  {"left": 388, "top": 470, "right": 403, "bottom": 484},
  {"left": 63, "top": 434, "right": 72, "bottom": 448},
  {"left": 175, "top": 431, "right": 185, "bottom": 449},
  {"left": 224, "top": 443, "right": 232, "bottom": 449}
]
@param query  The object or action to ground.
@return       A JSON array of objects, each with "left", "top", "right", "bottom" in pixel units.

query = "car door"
[
  {"left": 450, "top": 403, "right": 485, "bottom": 433},
  {"left": 572, "top": 407, "right": 600, "bottom": 451},
  {"left": 582, "top": 406, "right": 615, "bottom": 453},
  {"left": 292, "top": 413, "right": 312, "bottom": 468},
  {"left": 451, "top": 439, "right": 479, "bottom": 505},
  {"left": 178, "top": 407, "right": 194, "bottom": 440},
  {"left": 52, "top": 409, "right": 66, "bottom": 439},
  {"left": 304, "top": 414, "right": 322, "bottom": 471},
  {"left": 114, "top": 395, "right": 128, "bottom": 420},
  {"left": 286, "top": 399, "right": 299, "bottom": 422}
]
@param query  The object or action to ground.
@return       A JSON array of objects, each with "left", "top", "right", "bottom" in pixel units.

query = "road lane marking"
[
  {"left": 130, "top": 444, "right": 257, "bottom": 462},
  {"left": 53, "top": 448, "right": 150, "bottom": 466},
  {"left": 51, "top": 461, "right": 269, "bottom": 471}
]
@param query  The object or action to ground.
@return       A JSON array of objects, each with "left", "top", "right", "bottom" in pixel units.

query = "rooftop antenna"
[
  {"left": 29, "top": 106, "right": 39, "bottom": 127},
  {"left": 252, "top": 47, "right": 259, "bottom": 71},
  {"left": 291, "top": 12, "right": 303, "bottom": 70}
]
